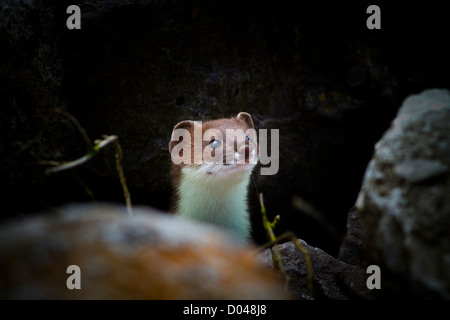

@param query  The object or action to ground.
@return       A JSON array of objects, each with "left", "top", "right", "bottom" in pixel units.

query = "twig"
[
  {"left": 43, "top": 135, "right": 117, "bottom": 174},
  {"left": 258, "top": 193, "right": 315, "bottom": 298},
  {"left": 42, "top": 154, "right": 92, "bottom": 174},
  {"left": 259, "top": 193, "right": 290, "bottom": 291},
  {"left": 291, "top": 236, "right": 315, "bottom": 296},
  {"left": 111, "top": 136, "right": 133, "bottom": 217},
  {"left": 40, "top": 109, "right": 133, "bottom": 217},
  {"left": 54, "top": 108, "right": 92, "bottom": 148}
]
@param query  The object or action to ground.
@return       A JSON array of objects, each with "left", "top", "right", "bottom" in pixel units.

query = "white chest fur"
[{"left": 176, "top": 166, "right": 253, "bottom": 241}]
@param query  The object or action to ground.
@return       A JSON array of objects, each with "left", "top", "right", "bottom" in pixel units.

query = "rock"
[
  {"left": 0, "top": 203, "right": 287, "bottom": 299},
  {"left": 393, "top": 158, "right": 448, "bottom": 183},
  {"left": 337, "top": 207, "right": 365, "bottom": 265},
  {"left": 259, "top": 240, "right": 375, "bottom": 300},
  {"left": 356, "top": 89, "right": 450, "bottom": 298}
]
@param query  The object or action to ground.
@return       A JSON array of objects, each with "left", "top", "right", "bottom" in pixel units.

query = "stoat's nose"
[
  {"left": 241, "top": 145, "right": 250, "bottom": 159},
  {"left": 237, "top": 144, "right": 257, "bottom": 164}
]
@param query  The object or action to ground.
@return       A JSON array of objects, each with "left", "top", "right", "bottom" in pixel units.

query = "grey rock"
[
  {"left": 356, "top": 88, "right": 450, "bottom": 298},
  {"left": 394, "top": 158, "right": 448, "bottom": 183},
  {"left": 337, "top": 207, "right": 365, "bottom": 265},
  {"left": 259, "top": 240, "right": 375, "bottom": 300}
]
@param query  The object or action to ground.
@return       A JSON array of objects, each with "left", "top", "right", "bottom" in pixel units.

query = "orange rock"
[{"left": 0, "top": 203, "right": 287, "bottom": 299}]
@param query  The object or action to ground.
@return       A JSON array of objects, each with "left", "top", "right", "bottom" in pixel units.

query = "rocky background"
[{"left": 1, "top": 1, "right": 449, "bottom": 299}]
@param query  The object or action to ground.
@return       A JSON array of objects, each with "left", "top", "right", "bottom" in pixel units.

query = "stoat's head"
[{"left": 169, "top": 112, "right": 259, "bottom": 184}]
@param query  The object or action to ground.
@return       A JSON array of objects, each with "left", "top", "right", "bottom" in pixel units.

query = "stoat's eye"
[
  {"left": 245, "top": 135, "right": 251, "bottom": 141},
  {"left": 210, "top": 139, "right": 221, "bottom": 149}
]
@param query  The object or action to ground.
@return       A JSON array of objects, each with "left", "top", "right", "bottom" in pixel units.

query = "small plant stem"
[
  {"left": 259, "top": 193, "right": 290, "bottom": 291},
  {"left": 112, "top": 136, "right": 133, "bottom": 217},
  {"left": 258, "top": 193, "right": 315, "bottom": 298},
  {"left": 40, "top": 109, "right": 133, "bottom": 217}
]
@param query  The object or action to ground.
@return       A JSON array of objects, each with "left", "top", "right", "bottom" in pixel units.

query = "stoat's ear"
[
  {"left": 169, "top": 120, "right": 194, "bottom": 153},
  {"left": 237, "top": 112, "right": 254, "bottom": 129}
]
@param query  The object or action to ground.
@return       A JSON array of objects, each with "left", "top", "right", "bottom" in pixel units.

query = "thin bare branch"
[
  {"left": 37, "top": 111, "right": 133, "bottom": 218},
  {"left": 54, "top": 108, "right": 92, "bottom": 147},
  {"left": 44, "top": 135, "right": 117, "bottom": 174},
  {"left": 111, "top": 136, "right": 133, "bottom": 218}
]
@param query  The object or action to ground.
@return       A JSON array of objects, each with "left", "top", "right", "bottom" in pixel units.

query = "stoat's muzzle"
[
  {"left": 233, "top": 141, "right": 258, "bottom": 165},
  {"left": 197, "top": 131, "right": 258, "bottom": 179}
]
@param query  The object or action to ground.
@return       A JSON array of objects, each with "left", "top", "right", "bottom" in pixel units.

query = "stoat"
[{"left": 169, "top": 112, "right": 259, "bottom": 242}]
